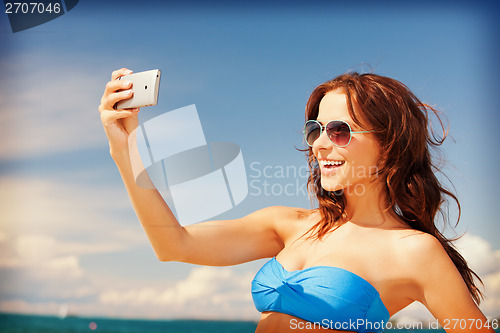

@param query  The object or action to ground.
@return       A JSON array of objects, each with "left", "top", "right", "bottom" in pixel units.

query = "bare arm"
[
  {"left": 99, "top": 68, "right": 284, "bottom": 265},
  {"left": 409, "top": 234, "right": 494, "bottom": 333}
]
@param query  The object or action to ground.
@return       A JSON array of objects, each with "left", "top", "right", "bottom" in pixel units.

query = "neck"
[{"left": 342, "top": 180, "right": 398, "bottom": 227}]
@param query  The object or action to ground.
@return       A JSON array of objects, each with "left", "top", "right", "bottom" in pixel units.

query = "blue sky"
[{"left": 1, "top": 0, "right": 499, "bottom": 322}]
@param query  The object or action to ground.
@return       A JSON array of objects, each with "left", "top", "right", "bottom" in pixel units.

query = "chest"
[
  {"left": 277, "top": 226, "right": 389, "bottom": 274},
  {"left": 275, "top": 226, "right": 417, "bottom": 315}
]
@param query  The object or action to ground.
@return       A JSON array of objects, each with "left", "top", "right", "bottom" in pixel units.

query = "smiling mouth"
[{"left": 318, "top": 160, "right": 345, "bottom": 172}]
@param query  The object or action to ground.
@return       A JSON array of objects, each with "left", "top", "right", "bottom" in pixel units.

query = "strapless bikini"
[{"left": 252, "top": 257, "right": 390, "bottom": 333}]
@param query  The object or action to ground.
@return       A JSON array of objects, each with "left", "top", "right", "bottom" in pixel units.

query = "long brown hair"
[{"left": 304, "top": 72, "right": 483, "bottom": 304}]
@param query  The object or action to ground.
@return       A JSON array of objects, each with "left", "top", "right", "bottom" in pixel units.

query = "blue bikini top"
[{"left": 252, "top": 258, "right": 390, "bottom": 333}]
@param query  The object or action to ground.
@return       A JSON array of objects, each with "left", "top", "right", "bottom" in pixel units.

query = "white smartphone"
[{"left": 116, "top": 69, "right": 161, "bottom": 109}]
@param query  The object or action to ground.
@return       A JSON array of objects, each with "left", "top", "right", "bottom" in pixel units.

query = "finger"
[
  {"left": 101, "top": 109, "right": 139, "bottom": 126},
  {"left": 100, "top": 90, "right": 134, "bottom": 111},
  {"left": 104, "top": 79, "right": 133, "bottom": 97},
  {"left": 111, "top": 68, "right": 133, "bottom": 81}
]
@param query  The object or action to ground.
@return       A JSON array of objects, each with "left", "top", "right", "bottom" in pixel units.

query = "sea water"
[
  {"left": 0, "top": 314, "right": 257, "bottom": 333},
  {"left": 1, "top": 313, "right": 499, "bottom": 333}
]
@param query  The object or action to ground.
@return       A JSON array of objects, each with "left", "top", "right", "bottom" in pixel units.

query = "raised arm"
[
  {"left": 98, "top": 68, "right": 285, "bottom": 266},
  {"left": 408, "top": 234, "right": 494, "bottom": 333}
]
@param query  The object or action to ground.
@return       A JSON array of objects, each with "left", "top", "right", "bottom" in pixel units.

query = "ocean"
[
  {"left": 1, "top": 314, "right": 256, "bottom": 333},
  {"left": 0, "top": 313, "right": 499, "bottom": 333}
]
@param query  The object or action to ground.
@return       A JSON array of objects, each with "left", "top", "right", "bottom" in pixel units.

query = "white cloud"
[
  {"left": 391, "top": 302, "right": 435, "bottom": 325},
  {"left": 0, "top": 230, "right": 8, "bottom": 243},
  {"left": 0, "top": 233, "right": 123, "bottom": 270},
  {"left": 482, "top": 271, "right": 500, "bottom": 317},
  {"left": 455, "top": 235, "right": 500, "bottom": 319},
  {"left": 0, "top": 174, "right": 152, "bottom": 304},
  {"left": 0, "top": 299, "right": 62, "bottom": 316},
  {"left": 0, "top": 172, "right": 259, "bottom": 320},
  {"left": 0, "top": 54, "right": 107, "bottom": 159},
  {"left": 0, "top": 263, "right": 259, "bottom": 320},
  {"left": 0, "top": 175, "right": 141, "bottom": 238},
  {"left": 0, "top": 173, "right": 149, "bottom": 303},
  {"left": 98, "top": 265, "right": 256, "bottom": 319},
  {"left": 15, "top": 234, "right": 56, "bottom": 261},
  {"left": 46, "top": 256, "right": 84, "bottom": 278},
  {"left": 455, "top": 234, "right": 500, "bottom": 276},
  {"left": 0, "top": 253, "right": 88, "bottom": 300}
]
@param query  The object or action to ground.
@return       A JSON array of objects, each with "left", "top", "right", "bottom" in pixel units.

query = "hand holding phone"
[{"left": 115, "top": 69, "right": 161, "bottom": 109}]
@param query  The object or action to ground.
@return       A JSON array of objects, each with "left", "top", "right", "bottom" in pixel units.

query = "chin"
[{"left": 320, "top": 181, "right": 343, "bottom": 193}]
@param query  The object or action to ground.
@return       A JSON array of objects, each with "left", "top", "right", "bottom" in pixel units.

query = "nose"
[{"left": 313, "top": 128, "right": 333, "bottom": 150}]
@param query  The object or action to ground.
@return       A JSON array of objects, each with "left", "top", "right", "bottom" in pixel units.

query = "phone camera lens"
[{"left": 145, "top": 85, "right": 148, "bottom": 89}]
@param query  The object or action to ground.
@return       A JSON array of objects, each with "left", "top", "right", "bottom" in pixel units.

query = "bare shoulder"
[
  {"left": 257, "top": 205, "right": 316, "bottom": 240},
  {"left": 388, "top": 230, "right": 483, "bottom": 314},
  {"left": 245, "top": 205, "right": 306, "bottom": 222},
  {"left": 237, "top": 205, "right": 313, "bottom": 236},
  {"left": 253, "top": 205, "right": 313, "bottom": 221},
  {"left": 393, "top": 229, "right": 443, "bottom": 252},
  {"left": 390, "top": 229, "right": 451, "bottom": 274}
]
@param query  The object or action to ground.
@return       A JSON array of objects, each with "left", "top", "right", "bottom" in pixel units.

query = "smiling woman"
[{"left": 99, "top": 68, "right": 494, "bottom": 333}]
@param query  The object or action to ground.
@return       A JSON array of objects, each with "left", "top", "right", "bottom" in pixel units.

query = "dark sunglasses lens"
[
  {"left": 305, "top": 122, "right": 321, "bottom": 146},
  {"left": 326, "top": 121, "right": 351, "bottom": 146}
]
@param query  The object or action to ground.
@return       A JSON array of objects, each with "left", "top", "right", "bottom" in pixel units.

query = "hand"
[{"left": 98, "top": 68, "right": 140, "bottom": 155}]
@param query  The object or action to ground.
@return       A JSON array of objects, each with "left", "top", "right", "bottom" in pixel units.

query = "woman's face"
[{"left": 312, "top": 90, "right": 381, "bottom": 195}]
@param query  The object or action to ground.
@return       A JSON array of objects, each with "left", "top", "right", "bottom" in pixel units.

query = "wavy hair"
[{"left": 304, "top": 72, "right": 483, "bottom": 304}]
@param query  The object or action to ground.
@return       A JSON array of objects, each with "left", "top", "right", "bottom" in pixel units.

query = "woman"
[{"left": 99, "top": 68, "right": 494, "bottom": 333}]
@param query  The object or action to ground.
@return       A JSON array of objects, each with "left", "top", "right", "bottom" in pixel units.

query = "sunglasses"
[{"left": 303, "top": 120, "right": 372, "bottom": 148}]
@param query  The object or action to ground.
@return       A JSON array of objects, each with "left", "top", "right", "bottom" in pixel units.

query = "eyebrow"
[
  {"left": 316, "top": 119, "right": 352, "bottom": 125},
  {"left": 315, "top": 119, "right": 367, "bottom": 132}
]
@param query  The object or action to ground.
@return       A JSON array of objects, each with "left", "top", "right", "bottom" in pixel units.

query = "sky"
[{"left": 0, "top": 0, "right": 499, "bottom": 323}]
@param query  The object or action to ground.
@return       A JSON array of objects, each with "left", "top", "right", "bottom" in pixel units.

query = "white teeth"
[{"left": 319, "top": 160, "right": 345, "bottom": 166}]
